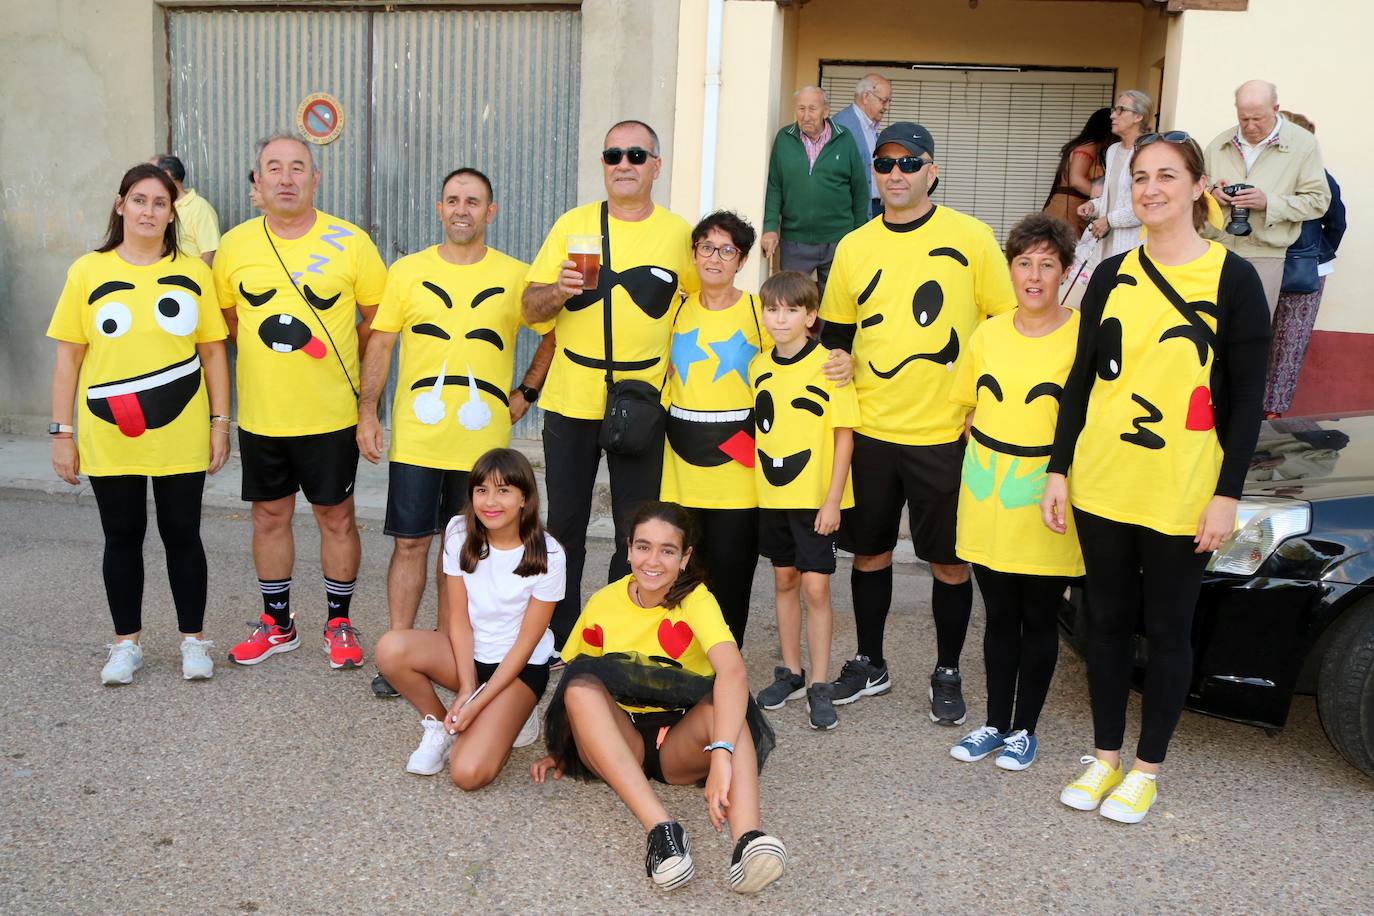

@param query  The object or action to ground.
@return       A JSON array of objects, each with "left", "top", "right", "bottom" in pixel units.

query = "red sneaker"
[
  {"left": 229, "top": 613, "right": 300, "bottom": 666},
  {"left": 324, "top": 617, "right": 364, "bottom": 669}
]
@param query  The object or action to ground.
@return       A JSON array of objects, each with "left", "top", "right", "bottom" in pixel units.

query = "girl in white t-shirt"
[{"left": 376, "top": 448, "right": 565, "bottom": 786}]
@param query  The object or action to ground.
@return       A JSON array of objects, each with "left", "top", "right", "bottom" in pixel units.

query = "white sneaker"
[
  {"left": 405, "top": 715, "right": 455, "bottom": 775},
  {"left": 180, "top": 636, "right": 215, "bottom": 680},
  {"left": 513, "top": 707, "right": 541, "bottom": 749},
  {"left": 101, "top": 640, "right": 143, "bottom": 686}
]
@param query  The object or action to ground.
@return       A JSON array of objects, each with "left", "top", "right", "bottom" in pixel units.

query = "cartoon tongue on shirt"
[
  {"left": 457, "top": 365, "right": 493, "bottom": 431},
  {"left": 86, "top": 353, "right": 204, "bottom": 438},
  {"left": 413, "top": 360, "right": 448, "bottom": 425},
  {"left": 258, "top": 313, "right": 326, "bottom": 359}
]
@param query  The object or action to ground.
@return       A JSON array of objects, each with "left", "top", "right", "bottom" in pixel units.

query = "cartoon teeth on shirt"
[
  {"left": 239, "top": 283, "right": 329, "bottom": 359},
  {"left": 406, "top": 283, "right": 510, "bottom": 431},
  {"left": 754, "top": 372, "right": 831, "bottom": 487},
  {"left": 858, "top": 247, "right": 969, "bottom": 380},
  {"left": 562, "top": 259, "right": 680, "bottom": 373},
  {"left": 667, "top": 326, "right": 758, "bottom": 468},
  {"left": 84, "top": 275, "right": 205, "bottom": 438}
]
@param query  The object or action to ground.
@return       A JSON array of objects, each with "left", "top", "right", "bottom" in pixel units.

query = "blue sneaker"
[
  {"left": 995, "top": 729, "right": 1038, "bottom": 770},
  {"left": 950, "top": 725, "right": 1006, "bottom": 762}
]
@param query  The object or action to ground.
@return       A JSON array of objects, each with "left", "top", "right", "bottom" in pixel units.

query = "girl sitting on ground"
[
  {"left": 530, "top": 501, "right": 786, "bottom": 895},
  {"left": 376, "top": 447, "right": 564, "bottom": 786}
]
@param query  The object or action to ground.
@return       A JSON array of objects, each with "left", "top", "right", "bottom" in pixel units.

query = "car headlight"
[{"left": 1206, "top": 496, "right": 1311, "bottom": 576}]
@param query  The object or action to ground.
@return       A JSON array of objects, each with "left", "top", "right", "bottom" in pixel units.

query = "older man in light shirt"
[
  {"left": 1205, "top": 79, "right": 1329, "bottom": 314},
  {"left": 832, "top": 73, "right": 892, "bottom": 219}
]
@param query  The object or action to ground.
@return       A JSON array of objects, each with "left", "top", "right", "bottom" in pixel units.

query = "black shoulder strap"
[
  {"left": 599, "top": 202, "right": 614, "bottom": 389},
  {"left": 748, "top": 293, "right": 762, "bottom": 343}
]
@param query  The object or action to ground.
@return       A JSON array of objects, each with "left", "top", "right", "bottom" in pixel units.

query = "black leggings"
[
  {"left": 1075, "top": 509, "right": 1209, "bottom": 764},
  {"left": 974, "top": 565, "right": 1067, "bottom": 735},
  {"left": 692, "top": 507, "right": 759, "bottom": 646},
  {"left": 542, "top": 411, "right": 664, "bottom": 647},
  {"left": 89, "top": 473, "right": 208, "bottom": 636}
]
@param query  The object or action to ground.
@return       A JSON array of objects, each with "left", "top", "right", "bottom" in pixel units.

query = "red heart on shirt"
[
  {"left": 1186, "top": 386, "right": 1215, "bottom": 431},
  {"left": 582, "top": 624, "right": 604, "bottom": 648},
  {"left": 657, "top": 619, "right": 693, "bottom": 659}
]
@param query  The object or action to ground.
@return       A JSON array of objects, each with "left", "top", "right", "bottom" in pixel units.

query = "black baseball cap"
[{"left": 874, "top": 122, "right": 935, "bottom": 159}]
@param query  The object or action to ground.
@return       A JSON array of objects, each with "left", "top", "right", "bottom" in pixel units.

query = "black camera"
[{"left": 1224, "top": 183, "right": 1254, "bottom": 236}]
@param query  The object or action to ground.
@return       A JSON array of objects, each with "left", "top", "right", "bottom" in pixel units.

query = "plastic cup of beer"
[{"left": 567, "top": 234, "right": 602, "bottom": 289}]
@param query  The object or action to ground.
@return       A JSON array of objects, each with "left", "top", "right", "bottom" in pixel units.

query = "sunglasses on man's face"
[
  {"left": 873, "top": 156, "right": 928, "bottom": 175},
  {"left": 602, "top": 147, "right": 655, "bottom": 166}
]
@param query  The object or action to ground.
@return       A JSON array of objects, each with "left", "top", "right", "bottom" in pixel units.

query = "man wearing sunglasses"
[
  {"left": 818, "top": 122, "right": 1016, "bottom": 726},
  {"left": 522, "top": 119, "right": 697, "bottom": 649},
  {"left": 831, "top": 73, "right": 893, "bottom": 220},
  {"left": 761, "top": 86, "right": 872, "bottom": 299}
]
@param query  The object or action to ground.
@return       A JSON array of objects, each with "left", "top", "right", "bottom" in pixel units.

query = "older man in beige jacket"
[{"left": 1205, "top": 79, "right": 1330, "bottom": 314}]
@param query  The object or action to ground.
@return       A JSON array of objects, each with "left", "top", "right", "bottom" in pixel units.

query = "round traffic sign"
[{"left": 297, "top": 93, "right": 344, "bottom": 145}]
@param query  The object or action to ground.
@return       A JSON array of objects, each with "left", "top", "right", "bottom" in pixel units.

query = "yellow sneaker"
[
  {"left": 1099, "top": 769, "right": 1158, "bottom": 824},
  {"left": 1059, "top": 755, "right": 1122, "bottom": 811}
]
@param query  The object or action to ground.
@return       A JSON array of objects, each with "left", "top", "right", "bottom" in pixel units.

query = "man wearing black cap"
[{"left": 818, "top": 122, "right": 1016, "bottom": 725}]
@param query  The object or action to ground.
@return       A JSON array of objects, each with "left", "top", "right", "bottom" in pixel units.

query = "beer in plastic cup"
[{"left": 567, "top": 234, "right": 602, "bottom": 289}]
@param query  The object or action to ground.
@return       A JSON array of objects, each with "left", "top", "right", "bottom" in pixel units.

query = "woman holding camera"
[
  {"left": 1042, "top": 132, "right": 1269, "bottom": 823},
  {"left": 1078, "top": 91, "right": 1153, "bottom": 259}
]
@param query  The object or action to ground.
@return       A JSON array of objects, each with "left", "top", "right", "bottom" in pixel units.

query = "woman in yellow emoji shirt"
[
  {"left": 1043, "top": 133, "right": 1269, "bottom": 824},
  {"left": 47, "top": 163, "right": 230, "bottom": 687},
  {"left": 530, "top": 502, "right": 786, "bottom": 895},
  {"left": 949, "top": 213, "right": 1084, "bottom": 773}
]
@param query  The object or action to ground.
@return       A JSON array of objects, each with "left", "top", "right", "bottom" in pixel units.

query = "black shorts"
[
  {"left": 628, "top": 708, "right": 688, "bottom": 783},
  {"left": 759, "top": 507, "right": 838, "bottom": 575},
  {"left": 475, "top": 659, "right": 550, "bottom": 702},
  {"left": 384, "top": 462, "right": 469, "bottom": 538},
  {"left": 839, "top": 434, "right": 964, "bottom": 565},
  {"left": 239, "top": 426, "right": 359, "bottom": 506}
]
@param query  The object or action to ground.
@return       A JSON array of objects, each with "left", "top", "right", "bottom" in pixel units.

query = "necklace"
[{"left": 631, "top": 582, "right": 645, "bottom": 608}]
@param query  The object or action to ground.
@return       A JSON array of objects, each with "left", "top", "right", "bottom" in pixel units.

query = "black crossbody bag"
[{"left": 594, "top": 201, "right": 670, "bottom": 455}]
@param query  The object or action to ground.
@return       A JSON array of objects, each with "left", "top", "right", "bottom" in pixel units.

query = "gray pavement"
[{"left": 0, "top": 441, "right": 1371, "bottom": 913}]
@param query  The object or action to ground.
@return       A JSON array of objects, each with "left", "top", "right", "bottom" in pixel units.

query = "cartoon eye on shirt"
[
  {"left": 84, "top": 275, "right": 206, "bottom": 438},
  {"left": 859, "top": 248, "right": 968, "bottom": 380},
  {"left": 754, "top": 374, "right": 830, "bottom": 487},
  {"left": 967, "top": 373, "right": 1063, "bottom": 459}
]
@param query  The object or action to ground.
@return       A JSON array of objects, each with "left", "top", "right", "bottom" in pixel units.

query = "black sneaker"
[
  {"left": 370, "top": 672, "right": 399, "bottom": 698},
  {"left": 728, "top": 830, "right": 787, "bottom": 894},
  {"left": 645, "top": 821, "right": 694, "bottom": 890},
  {"left": 756, "top": 666, "right": 806, "bottom": 710},
  {"left": 929, "top": 666, "right": 967, "bottom": 725},
  {"left": 806, "top": 682, "right": 838, "bottom": 730},
  {"left": 830, "top": 655, "right": 891, "bottom": 706}
]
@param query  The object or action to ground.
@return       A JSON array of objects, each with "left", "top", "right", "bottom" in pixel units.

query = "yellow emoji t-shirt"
[
  {"left": 372, "top": 246, "right": 532, "bottom": 471},
  {"left": 526, "top": 203, "right": 698, "bottom": 420},
  {"left": 214, "top": 211, "right": 387, "bottom": 436},
  {"left": 47, "top": 250, "right": 226, "bottom": 476},
  {"left": 1069, "top": 244, "right": 1228, "bottom": 535},
  {"left": 819, "top": 207, "right": 1015, "bottom": 445},
  {"left": 952, "top": 311, "right": 1084, "bottom": 576},
  {"left": 660, "top": 292, "right": 772, "bottom": 509},
  {"left": 751, "top": 339, "right": 861, "bottom": 510},
  {"left": 560, "top": 578, "right": 735, "bottom": 713}
]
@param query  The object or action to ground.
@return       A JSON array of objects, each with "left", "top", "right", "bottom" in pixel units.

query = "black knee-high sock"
[
  {"left": 259, "top": 577, "right": 292, "bottom": 629},
  {"left": 852, "top": 566, "right": 893, "bottom": 667},
  {"left": 324, "top": 576, "right": 357, "bottom": 622},
  {"left": 932, "top": 578, "right": 973, "bottom": 670}
]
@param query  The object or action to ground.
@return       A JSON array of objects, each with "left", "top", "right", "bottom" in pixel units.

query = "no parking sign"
[{"left": 297, "top": 92, "right": 344, "bottom": 145}]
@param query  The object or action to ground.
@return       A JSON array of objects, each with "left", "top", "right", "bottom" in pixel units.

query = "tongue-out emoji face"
[{"left": 82, "top": 272, "right": 210, "bottom": 438}]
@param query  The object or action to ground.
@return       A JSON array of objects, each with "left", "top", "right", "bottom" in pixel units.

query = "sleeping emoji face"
[
  {"left": 854, "top": 246, "right": 972, "bottom": 382},
  {"left": 84, "top": 273, "right": 207, "bottom": 438},
  {"left": 238, "top": 281, "right": 334, "bottom": 359}
]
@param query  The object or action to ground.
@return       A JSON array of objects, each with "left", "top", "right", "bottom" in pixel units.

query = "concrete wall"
[{"left": 0, "top": 0, "right": 160, "bottom": 431}]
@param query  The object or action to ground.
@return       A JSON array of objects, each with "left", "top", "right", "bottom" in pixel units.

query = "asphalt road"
[{"left": 1, "top": 494, "right": 1371, "bottom": 914}]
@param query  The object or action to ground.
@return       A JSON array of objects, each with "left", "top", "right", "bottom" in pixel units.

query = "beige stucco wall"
[{"left": 1163, "top": 0, "right": 1370, "bottom": 334}]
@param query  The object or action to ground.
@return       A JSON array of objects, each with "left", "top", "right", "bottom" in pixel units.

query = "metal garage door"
[{"left": 167, "top": 7, "right": 581, "bottom": 437}]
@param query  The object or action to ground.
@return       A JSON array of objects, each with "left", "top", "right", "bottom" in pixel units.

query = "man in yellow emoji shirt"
[
  {"left": 818, "top": 122, "right": 1015, "bottom": 723},
  {"left": 214, "top": 133, "right": 387, "bottom": 671},
  {"left": 356, "top": 167, "right": 554, "bottom": 698}
]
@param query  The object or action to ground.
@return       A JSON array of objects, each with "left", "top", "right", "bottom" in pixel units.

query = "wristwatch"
[
  {"left": 48, "top": 422, "right": 74, "bottom": 436},
  {"left": 517, "top": 384, "right": 541, "bottom": 404}
]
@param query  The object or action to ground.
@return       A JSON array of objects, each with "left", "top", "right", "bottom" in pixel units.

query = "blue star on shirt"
[
  {"left": 709, "top": 329, "right": 759, "bottom": 384},
  {"left": 671, "top": 327, "right": 709, "bottom": 384}
]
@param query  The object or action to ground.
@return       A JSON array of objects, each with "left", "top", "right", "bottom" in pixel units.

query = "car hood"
[{"left": 1244, "top": 412, "right": 1374, "bottom": 502}]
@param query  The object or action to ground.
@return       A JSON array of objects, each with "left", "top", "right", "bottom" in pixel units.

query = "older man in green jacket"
[{"left": 761, "top": 85, "right": 870, "bottom": 298}]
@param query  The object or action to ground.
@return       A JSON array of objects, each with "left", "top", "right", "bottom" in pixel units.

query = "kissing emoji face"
[{"left": 84, "top": 274, "right": 206, "bottom": 437}]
